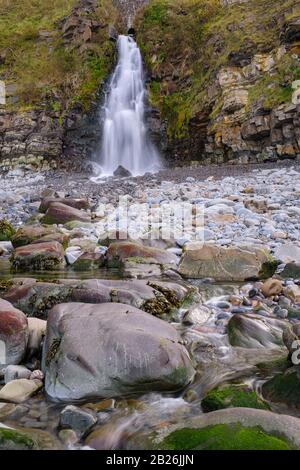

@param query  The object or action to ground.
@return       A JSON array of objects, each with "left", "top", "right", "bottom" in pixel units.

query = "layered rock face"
[{"left": 137, "top": 0, "right": 300, "bottom": 165}]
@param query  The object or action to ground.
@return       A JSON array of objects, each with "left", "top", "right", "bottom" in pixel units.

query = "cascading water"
[{"left": 95, "top": 35, "right": 161, "bottom": 177}]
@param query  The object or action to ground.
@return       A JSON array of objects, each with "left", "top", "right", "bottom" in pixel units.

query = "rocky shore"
[{"left": 0, "top": 162, "right": 300, "bottom": 450}]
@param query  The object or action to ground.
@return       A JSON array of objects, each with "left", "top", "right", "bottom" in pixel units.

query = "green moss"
[
  {"left": 0, "top": 219, "right": 15, "bottom": 241},
  {"left": 0, "top": 427, "right": 35, "bottom": 450},
  {"left": 201, "top": 385, "right": 270, "bottom": 412},
  {"left": 160, "top": 424, "right": 292, "bottom": 450},
  {"left": 259, "top": 258, "right": 279, "bottom": 279},
  {"left": 262, "top": 369, "right": 300, "bottom": 407}
]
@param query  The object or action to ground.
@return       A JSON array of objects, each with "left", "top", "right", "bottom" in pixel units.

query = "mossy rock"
[
  {"left": 0, "top": 427, "right": 35, "bottom": 450},
  {"left": 160, "top": 424, "right": 292, "bottom": 450},
  {"left": 0, "top": 220, "right": 15, "bottom": 241},
  {"left": 262, "top": 368, "right": 300, "bottom": 408},
  {"left": 201, "top": 385, "right": 270, "bottom": 412},
  {"left": 259, "top": 259, "right": 279, "bottom": 279}
]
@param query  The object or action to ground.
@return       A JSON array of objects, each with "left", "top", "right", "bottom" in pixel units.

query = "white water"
[{"left": 95, "top": 35, "right": 161, "bottom": 177}]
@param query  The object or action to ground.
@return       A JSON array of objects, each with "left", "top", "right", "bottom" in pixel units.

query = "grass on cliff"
[
  {"left": 0, "top": 0, "right": 118, "bottom": 112},
  {"left": 137, "top": 0, "right": 300, "bottom": 138}
]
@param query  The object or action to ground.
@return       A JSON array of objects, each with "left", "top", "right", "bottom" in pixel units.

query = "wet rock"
[
  {"left": 113, "top": 165, "right": 132, "bottom": 177},
  {"left": 58, "top": 428, "right": 79, "bottom": 447},
  {"left": 182, "top": 304, "right": 211, "bottom": 326},
  {"left": 4, "top": 365, "right": 31, "bottom": 384},
  {"left": 42, "top": 202, "right": 90, "bottom": 225},
  {"left": 43, "top": 302, "right": 195, "bottom": 401},
  {"left": 202, "top": 385, "right": 269, "bottom": 412},
  {"left": 0, "top": 379, "right": 42, "bottom": 403},
  {"left": 59, "top": 405, "right": 97, "bottom": 438},
  {"left": 0, "top": 299, "right": 28, "bottom": 366},
  {"left": 11, "top": 225, "right": 58, "bottom": 248},
  {"left": 72, "top": 251, "right": 105, "bottom": 271},
  {"left": 274, "top": 244, "right": 300, "bottom": 264},
  {"left": 178, "top": 243, "right": 275, "bottom": 281},
  {"left": 280, "top": 263, "right": 300, "bottom": 279},
  {"left": 262, "top": 366, "right": 300, "bottom": 408},
  {"left": 227, "top": 314, "right": 287, "bottom": 349},
  {"left": 146, "top": 408, "right": 300, "bottom": 450},
  {"left": 0, "top": 423, "right": 61, "bottom": 449},
  {"left": 106, "top": 241, "right": 178, "bottom": 268},
  {"left": 27, "top": 318, "right": 47, "bottom": 358},
  {"left": 0, "top": 403, "right": 17, "bottom": 420},
  {"left": 39, "top": 197, "right": 89, "bottom": 214},
  {"left": 11, "top": 241, "right": 66, "bottom": 272},
  {"left": 261, "top": 278, "right": 283, "bottom": 297}
]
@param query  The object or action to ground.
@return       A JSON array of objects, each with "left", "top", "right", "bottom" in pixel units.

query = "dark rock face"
[
  {"left": 113, "top": 165, "right": 132, "bottom": 177},
  {"left": 43, "top": 302, "right": 195, "bottom": 402}
]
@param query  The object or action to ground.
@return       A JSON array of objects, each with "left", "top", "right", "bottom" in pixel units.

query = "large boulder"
[
  {"left": 11, "top": 225, "right": 58, "bottom": 248},
  {"left": 42, "top": 202, "right": 90, "bottom": 225},
  {"left": 11, "top": 241, "right": 66, "bottom": 272},
  {"left": 178, "top": 243, "right": 275, "bottom": 281},
  {"left": 0, "top": 379, "right": 43, "bottom": 403},
  {"left": 106, "top": 241, "right": 178, "bottom": 268},
  {"left": 39, "top": 197, "right": 89, "bottom": 214},
  {"left": 227, "top": 314, "right": 287, "bottom": 349},
  {"left": 0, "top": 299, "right": 28, "bottom": 366},
  {"left": 135, "top": 408, "right": 300, "bottom": 450},
  {"left": 43, "top": 303, "right": 195, "bottom": 402},
  {"left": 2, "top": 279, "right": 188, "bottom": 318}
]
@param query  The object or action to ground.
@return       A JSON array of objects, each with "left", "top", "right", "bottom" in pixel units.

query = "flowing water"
[{"left": 95, "top": 35, "right": 161, "bottom": 177}]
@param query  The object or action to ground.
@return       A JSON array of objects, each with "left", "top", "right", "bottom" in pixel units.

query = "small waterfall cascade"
[{"left": 95, "top": 34, "right": 161, "bottom": 177}]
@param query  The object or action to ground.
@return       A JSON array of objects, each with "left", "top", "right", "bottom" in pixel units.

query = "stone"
[
  {"left": 4, "top": 365, "right": 31, "bottom": 384},
  {"left": 0, "top": 423, "right": 61, "bottom": 450},
  {"left": 261, "top": 279, "right": 283, "bottom": 297},
  {"left": 72, "top": 251, "right": 105, "bottom": 271},
  {"left": 43, "top": 202, "right": 90, "bottom": 225},
  {"left": 280, "top": 263, "right": 300, "bottom": 279},
  {"left": 0, "top": 299, "right": 28, "bottom": 366},
  {"left": 227, "top": 314, "right": 287, "bottom": 349},
  {"left": 59, "top": 405, "right": 97, "bottom": 438},
  {"left": 39, "top": 197, "right": 89, "bottom": 214},
  {"left": 182, "top": 305, "right": 212, "bottom": 326},
  {"left": 113, "top": 165, "right": 132, "bottom": 177},
  {"left": 143, "top": 408, "right": 300, "bottom": 450},
  {"left": 106, "top": 241, "right": 178, "bottom": 268},
  {"left": 43, "top": 302, "right": 195, "bottom": 402},
  {"left": 282, "top": 323, "right": 300, "bottom": 357},
  {"left": 274, "top": 244, "right": 300, "bottom": 264},
  {"left": 27, "top": 318, "right": 47, "bottom": 358},
  {"left": 0, "top": 379, "right": 43, "bottom": 403},
  {"left": 262, "top": 366, "right": 300, "bottom": 408},
  {"left": 284, "top": 285, "right": 300, "bottom": 304},
  {"left": 11, "top": 241, "right": 65, "bottom": 272},
  {"left": 11, "top": 225, "right": 58, "bottom": 248},
  {"left": 178, "top": 243, "right": 274, "bottom": 281},
  {"left": 201, "top": 385, "right": 269, "bottom": 412}
]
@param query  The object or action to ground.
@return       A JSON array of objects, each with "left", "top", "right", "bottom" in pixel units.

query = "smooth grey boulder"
[
  {"left": 59, "top": 405, "right": 97, "bottom": 438},
  {"left": 43, "top": 303, "right": 195, "bottom": 402},
  {"left": 227, "top": 314, "right": 288, "bottom": 349}
]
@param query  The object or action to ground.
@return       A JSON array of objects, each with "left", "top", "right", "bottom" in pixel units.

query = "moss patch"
[
  {"left": 0, "top": 220, "right": 15, "bottom": 241},
  {"left": 161, "top": 424, "right": 292, "bottom": 450},
  {"left": 201, "top": 385, "right": 270, "bottom": 412},
  {"left": 0, "top": 427, "right": 35, "bottom": 450},
  {"left": 262, "top": 368, "right": 300, "bottom": 408}
]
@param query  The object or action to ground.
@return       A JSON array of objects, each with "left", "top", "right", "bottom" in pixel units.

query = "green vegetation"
[
  {"left": 161, "top": 424, "right": 292, "bottom": 450},
  {"left": 262, "top": 369, "right": 300, "bottom": 408},
  {"left": 137, "top": 0, "right": 300, "bottom": 138},
  {"left": 0, "top": 219, "right": 15, "bottom": 241},
  {"left": 0, "top": 427, "right": 35, "bottom": 450},
  {"left": 201, "top": 385, "right": 270, "bottom": 412},
  {"left": 0, "top": 0, "right": 119, "bottom": 111}
]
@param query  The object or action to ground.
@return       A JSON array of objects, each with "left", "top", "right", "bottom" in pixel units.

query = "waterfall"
[{"left": 95, "top": 35, "right": 161, "bottom": 177}]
